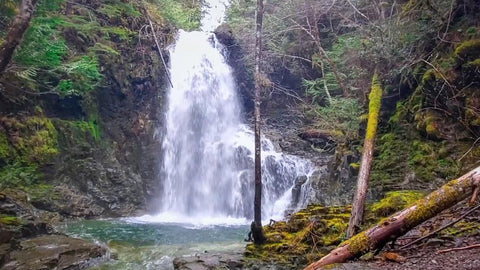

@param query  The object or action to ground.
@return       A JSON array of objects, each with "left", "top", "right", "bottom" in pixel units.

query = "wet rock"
[
  {"left": 174, "top": 251, "right": 244, "bottom": 270},
  {"left": 214, "top": 24, "right": 254, "bottom": 113},
  {"left": 1, "top": 235, "right": 107, "bottom": 270},
  {"left": 0, "top": 192, "right": 107, "bottom": 270},
  {"left": 291, "top": 175, "right": 308, "bottom": 208}
]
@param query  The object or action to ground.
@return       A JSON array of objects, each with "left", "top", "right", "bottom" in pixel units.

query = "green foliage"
[
  {"left": 151, "top": 0, "right": 202, "bottom": 31},
  {"left": 56, "top": 55, "right": 101, "bottom": 95},
  {"left": 12, "top": 13, "right": 104, "bottom": 95},
  {"left": 309, "top": 98, "right": 362, "bottom": 140},
  {"left": 302, "top": 78, "right": 331, "bottom": 104},
  {"left": 101, "top": 26, "right": 133, "bottom": 41},
  {"left": 87, "top": 117, "right": 100, "bottom": 141},
  {"left": 0, "top": 0, "right": 19, "bottom": 33},
  {"left": 0, "top": 163, "right": 41, "bottom": 188},
  {"left": 89, "top": 43, "right": 119, "bottom": 56},
  {"left": 35, "top": 0, "right": 64, "bottom": 15},
  {"left": 14, "top": 16, "right": 67, "bottom": 68},
  {"left": 98, "top": 2, "right": 141, "bottom": 19},
  {"left": 326, "top": 34, "right": 367, "bottom": 88}
]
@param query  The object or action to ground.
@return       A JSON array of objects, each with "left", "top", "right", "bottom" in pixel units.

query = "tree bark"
[
  {"left": 252, "top": 0, "right": 265, "bottom": 245},
  {"left": 304, "top": 166, "right": 480, "bottom": 270},
  {"left": 0, "top": 0, "right": 39, "bottom": 76},
  {"left": 346, "top": 73, "right": 383, "bottom": 238}
]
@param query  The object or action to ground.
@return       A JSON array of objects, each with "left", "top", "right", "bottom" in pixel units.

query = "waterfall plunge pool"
[{"left": 58, "top": 219, "right": 249, "bottom": 269}]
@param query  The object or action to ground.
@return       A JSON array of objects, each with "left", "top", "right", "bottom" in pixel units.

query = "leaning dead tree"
[
  {"left": 0, "top": 0, "right": 39, "bottom": 76},
  {"left": 304, "top": 166, "right": 480, "bottom": 270},
  {"left": 347, "top": 72, "right": 382, "bottom": 238}
]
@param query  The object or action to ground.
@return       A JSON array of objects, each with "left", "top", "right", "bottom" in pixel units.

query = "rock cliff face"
[
  {"left": 0, "top": 0, "right": 172, "bottom": 218},
  {"left": 43, "top": 41, "right": 167, "bottom": 217},
  {"left": 42, "top": 35, "right": 166, "bottom": 217}
]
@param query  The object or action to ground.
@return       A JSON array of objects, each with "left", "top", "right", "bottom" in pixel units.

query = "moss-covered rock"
[{"left": 0, "top": 116, "right": 57, "bottom": 165}]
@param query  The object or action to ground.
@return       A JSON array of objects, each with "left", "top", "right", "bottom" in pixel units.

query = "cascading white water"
[{"left": 139, "top": 0, "right": 315, "bottom": 225}]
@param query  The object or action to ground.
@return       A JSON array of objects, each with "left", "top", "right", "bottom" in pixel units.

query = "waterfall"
[{"left": 139, "top": 0, "right": 315, "bottom": 225}]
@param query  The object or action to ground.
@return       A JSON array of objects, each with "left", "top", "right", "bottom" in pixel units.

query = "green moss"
[
  {"left": 443, "top": 221, "right": 480, "bottom": 236},
  {"left": 0, "top": 216, "right": 23, "bottom": 226},
  {"left": 343, "top": 231, "right": 369, "bottom": 255},
  {"left": 350, "top": 162, "right": 360, "bottom": 169},
  {"left": 365, "top": 73, "right": 382, "bottom": 140},
  {"left": 454, "top": 39, "right": 480, "bottom": 61},
  {"left": 0, "top": 132, "right": 12, "bottom": 161},
  {"left": 246, "top": 205, "right": 354, "bottom": 266},
  {"left": 369, "top": 191, "right": 424, "bottom": 216},
  {"left": 22, "top": 183, "right": 60, "bottom": 203},
  {"left": 404, "top": 178, "right": 466, "bottom": 228},
  {"left": 0, "top": 116, "right": 58, "bottom": 165},
  {"left": 465, "top": 58, "right": 480, "bottom": 67}
]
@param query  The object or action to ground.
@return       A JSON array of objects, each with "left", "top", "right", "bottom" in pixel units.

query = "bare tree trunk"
[
  {"left": 347, "top": 73, "right": 382, "bottom": 238},
  {"left": 0, "top": 0, "right": 39, "bottom": 76},
  {"left": 304, "top": 166, "right": 480, "bottom": 269},
  {"left": 252, "top": 0, "right": 266, "bottom": 245}
]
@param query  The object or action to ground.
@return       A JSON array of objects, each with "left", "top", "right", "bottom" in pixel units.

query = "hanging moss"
[{"left": 365, "top": 73, "right": 383, "bottom": 140}]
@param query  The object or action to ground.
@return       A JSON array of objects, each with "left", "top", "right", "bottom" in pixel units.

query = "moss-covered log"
[
  {"left": 347, "top": 73, "right": 383, "bottom": 237},
  {"left": 305, "top": 166, "right": 480, "bottom": 270}
]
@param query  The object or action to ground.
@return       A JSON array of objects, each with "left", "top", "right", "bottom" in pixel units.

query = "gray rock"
[
  {"left": 174, "top": 252, "right": 244, "bottom": 270},
  {"left": 1, "top": 235, "right": 107, "bottom": 270}
]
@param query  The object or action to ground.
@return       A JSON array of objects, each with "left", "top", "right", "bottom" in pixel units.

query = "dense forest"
[{"left": 0, "top": 0, "right": 479, "bottom": 269}]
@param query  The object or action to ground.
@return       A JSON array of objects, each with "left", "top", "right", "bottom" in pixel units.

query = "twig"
[
  {"left": 436, "top": 244, "right": 480, "bottom": 254},
  {"left": 345, "top": 0, "right": 369, "bottom": 21},
  {"left": 400, "top": 203, "right": 480, "bottom": 250},
  {"left": 420, "top": 59, "right": 453, "bottom": 88},
  {"left": 459, "top": 137, "right": 480, "bottom": 162},
  {"left": 470, "top": 186, "right": 479, "bottom": 205},
  {"left": 147, "top": 18, "right": 173, "bottom": 88}
]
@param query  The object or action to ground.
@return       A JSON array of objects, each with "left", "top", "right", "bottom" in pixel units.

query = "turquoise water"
[{"left": 58, "top": 220, "right": 249, "bottom": 269}]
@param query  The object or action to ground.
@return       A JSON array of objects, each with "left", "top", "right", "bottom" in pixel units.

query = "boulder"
[{"left": 1, "top": 235, "right": 107, "bottom": 270}]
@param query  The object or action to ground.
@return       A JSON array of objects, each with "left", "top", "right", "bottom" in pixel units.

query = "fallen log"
[{"left": 304, "top": 166, "right": 480, "bottom": 270}]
